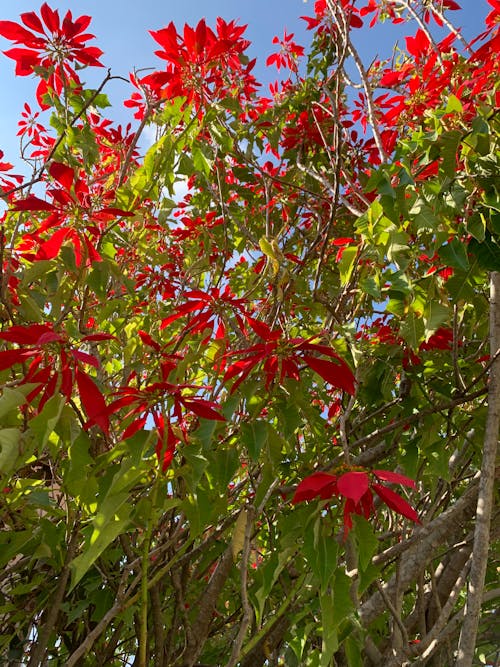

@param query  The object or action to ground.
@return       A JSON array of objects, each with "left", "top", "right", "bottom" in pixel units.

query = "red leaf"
[
  {"left": 0, "top": 20, "right": 39, "bottom": 43},
  {"left": 181, "top": 396, "right": 225, "bottom": 421},
  {"left": 49, "top": 161, "right": 74, "bottom": 190},
  {"left": 0, "top": 323, "right": 53, "bottom": 345},
  {"left": 337, "top": 471, "right": 370, "bottom": 504},
  {"left": 20, "top": 11, "right": 45, "bottom": 34},
  {"left": 292, "top": 471, "right": 338, "bottom": 504},
  {"left": 2, "top": 48, "right": 39, "bottom": 76},
  {"left": 138, "top": 330, "right": 161, "bottom": 350},
  {"left": 11, "top": 194, "right": 56, "bottom": 211},
  {"left": 40, "top": 3, "right": 60, "bottom": 33},
  {"left": 373, "top": 470, "right": 416, "bottom": 489},
  {"left": 223, "top": 356, "right": 262, "bottom": 393},
  {"left": 302, "top": 354, "right": 355, "bottom": 394},
  {"left": 0, "top": 348, "right": 37, "bottom": 370},
  {"left": 245, "top": 315, "right": 281, "bottom": 340},
  {"left": 372, "top": 483, "right": 420, "bottom": 523},
  {"left": 160, "top": 301, "right": 205, "bottom": 329},
  {"left": 35, "top": 228, "right": 69, "bottom": 260},
  {"left": 75, "top": 368, "right": 109, "bottom": 435},
  {"left": 71, "top": 349, "right": 99, "bottom": 368},
  {"left": 122, "top": 414, "right": 148, "bottom": 440}
]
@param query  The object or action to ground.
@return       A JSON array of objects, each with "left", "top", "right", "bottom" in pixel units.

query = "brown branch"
[
  {"left": 225, "top": 506, "right": 255, "bottom": 667},
  {"left": 455, "top": 271, "right": 500, "bottom": 667},
  {"left": 181, "top": 546, "right": 234, "bottom": 667},
  {"left": 26, "top": 520, "right": 80, "bottom": 667},
  {"left": 411, "top": 555, "right": 472, "bottom": 661},
  {"left": 1, "top": 70, "right": 114, "bottom": 201}
]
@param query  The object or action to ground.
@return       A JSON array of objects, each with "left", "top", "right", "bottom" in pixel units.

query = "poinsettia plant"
[{"left": 0, "top": 1, "right": 499, "bottom": 666}]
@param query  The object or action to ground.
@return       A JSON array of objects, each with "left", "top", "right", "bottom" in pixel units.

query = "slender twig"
[
  {"left": 225, "top": 505, "right": 255, "bottom": 667},
  {"left": 374, "top": 578, "right": 409, "bottom": 649},
  {"left": 1, "top": 70, "right": 114, "bottom": 200}
]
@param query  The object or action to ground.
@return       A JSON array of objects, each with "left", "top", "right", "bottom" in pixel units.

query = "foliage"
[{"left": 0, "top": 1, "right": 499, "bottom": 665}]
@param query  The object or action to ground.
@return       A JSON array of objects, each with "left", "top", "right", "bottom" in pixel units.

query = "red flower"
[
  {"left": 12, "top": 161, "right": 132, "bottom": 266},
  {"left": 223, "top": 320, "right": 355, "bottom": 395},
  {"left": 0, "top": 323, "right": 113, "bottom": 433},
  {"left": 0, "top": 3, "right": 103, "bottom": 108},
  {"left": 266, "top": 31, "right": 304, "bottom": 72},
  {"left": 129, "top": 18, "right": 257, "bottom": 114},
  {"left": 292, "top": 468, "right": 419, "bottom": 536}
]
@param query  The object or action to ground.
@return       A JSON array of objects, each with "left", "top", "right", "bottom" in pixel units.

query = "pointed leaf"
[
  {"left": 372, "top": 483, "right": 420, "bottom": 523},
  {"left": 337, "top": 471, "right": 370, "bottom": 504},
  {"left": 292, "top": 472, "right": 337, "bottom": 504},
  {"left": 302, "top": 354, "right": 355, "bottom": 394}
]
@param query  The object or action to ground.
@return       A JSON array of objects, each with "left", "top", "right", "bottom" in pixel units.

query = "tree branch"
[{"left": 455, "top": 271, "right": 500, "bottom": 667}]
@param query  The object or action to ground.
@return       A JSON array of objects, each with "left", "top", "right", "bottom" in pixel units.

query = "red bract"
[
  {"left": 12, "top": 161, "right": 133, "bottom": 266},
  {"left": 133, "top": 18, "right": 257, "bottom": 112},
  {"left": 0, "top": 323, "right": 110, "bottom": 432},
  {"left": 106, "top": 359, "right": 225, "bottom": 471},
  {"left": 266, "top": 31, "right": 304, "bottom": 72},
  {"left": 292, "top": 468, "right": 419, "bottom": 536},
  {"left": 160, "top": 286, "right": 250, "bottom": 343},
  {"left": 0, "top": 3, "right": 103, "bottom": 108},
  {"left": 0, "top": 150, "right": 23, "bottom": 192},
  {"left": 223, "top": 321, "right": 355, "bottom": 394}
]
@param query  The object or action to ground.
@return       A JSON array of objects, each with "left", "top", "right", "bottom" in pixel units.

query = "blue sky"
[{"left": 0, "top": 0, "right": 491, "bottom": 176}]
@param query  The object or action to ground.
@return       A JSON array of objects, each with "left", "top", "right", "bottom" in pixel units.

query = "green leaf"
[
  {"left": 0, "top": 388, "right": 28, "bottom": 420},
  {"left": 208, "top": 447, "right": 239, "bottom": 488},
  {"left": 412, "top": 205, "right": 438, "bottom": 233},
  {"left": 468, "top": 236, "right": 500, "bottom": 270},
  {"left": 359, "top": 275, "right": 381, "bottom": 300},
  {"left": 424, "top": 301, "right": 449, "bottom": 336},
  {"left": 438, "top": 238, "right": 469, "bottom": 271},
  {"left": 344, "top": 634, "right": 364, "bottom": 667},
  {"left": 439, "top": 129, "right": 462, "bottom": 178},
  {"left": 303, "top": 519, "right": 338, "bottom": 592},
  {"left": 70, "top": 493, "right": 131, "bottom": 590},
  {"left": 338, "top": 246, "right": 358, "bottom": 285},
  {"left": 445, "top": 94, "right": 463, "bottom": 114},
  {"left": 320, "top": 591, "right": 338, "bottom": 666},
  {"left": 241, "top": 420, "right": 269, "bottom": 462},
  {"left": 400, "top": 311, "right": 425, "bottom": 350},
  {"left": 29, "top": 395, "right": 65, "bottom": 448},
  {"left": 467, "top": 212, "right": 486, "bottom": 242},
  {"left": 352, "top": 516, "right": 378, "bottom": 571},
  {"left": 0, "top": 428, "right": 22, "bottom": 477}
]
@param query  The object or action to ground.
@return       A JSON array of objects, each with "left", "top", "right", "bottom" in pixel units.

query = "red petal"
[
  {"left": 11, "top": 194, "right": 56, "bottom": 211},
  {"left": 373, "top": 470, "right": 416, "bottom": 489},
  {"left": 49, "top": 161, "right": 74, "bottom": 190},
  {"left": 75, "top": 368, "right": 109, "bottom": 435},
  {"left": 40, "top": 3, "right": 60, "bottom": 33},
  {"left": 181, "top": 396, "right": 225, "bottom": 421},
  {"left": 0, "top": 348, "right": 37, "bottom": 370},
  {"left": 302, "top": 354, "right": 355, "bottom": 394},
  {"left": 0, "top": 323, "right": 53, "bottom": 345},
  {"left": 138, "top": 330, "right": 161, "bottom": 350},
  {"left": 245, "top": 315, "right": 281, "bottom": 340},
  {"left": 20, "top": 12, "right": 45, "bottom": 34},
  {"left": 337, "top": 471, "right": 370, "bottom": 504},
  {"left": 71, "top": 349, "right": 99, "bottom": 368},
  {"left": 122, "top": 414, "right": 148, "bottom": 440},
  {"left": 372, "top": 483, "right": 420, "bottom": 523},
  {"left": 35, "top": 227, "right": 69, "bottom": 261},
  {"left": 2, "top": 48, "right": 40, "bottom": 75},
  {"left": 0, "top": 21, "right": 36, "bottom": 43},
  {"left": 160, "top": 301, "right": 206, "bottom": 329},
  {"left": 292, "top": 471, "right": 337, "bottom": 504}
]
